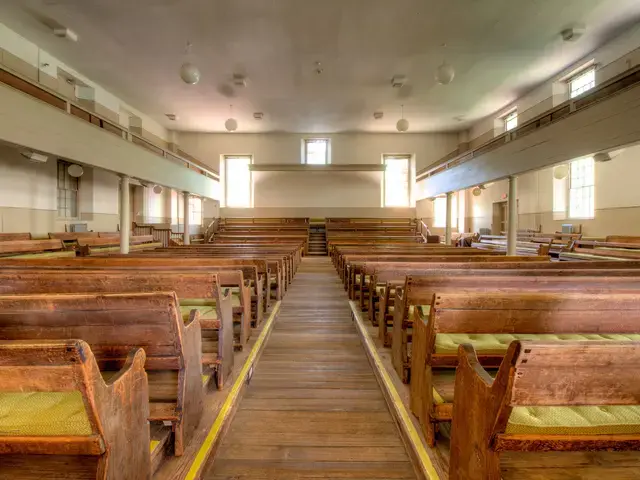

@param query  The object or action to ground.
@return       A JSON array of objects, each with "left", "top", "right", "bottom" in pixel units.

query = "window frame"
[
  {"left": 568, "top": 157, "right": 595, "bottom": 220},
  {"left": 57, "top": 159, "right": 80, "bottom": 219},
  {"left": 382, "top": 154, "right": 411, "bottom": 208},
  {"left": 302, "top": 138, "right": 331, "bottom": 165},
  {"left": 569, "top": 67, "right": 596, "bottom": 99},
  {"left": 188, "top": 197, "right": 203, "bottom": 226},
  {"left": 224, "top": 155, "right": 253, "bottom": 208},
  {"left": 503, "top": 110, "right": 518, "bottom": 132}
]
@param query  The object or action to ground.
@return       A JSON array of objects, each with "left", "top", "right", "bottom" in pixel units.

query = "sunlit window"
[
  {"left": 434, "top": 195, "right": 457, "bottom": 228},
  {"left": 383, "top": 155, "right": 410, "bottom": 207},
  {"left": 569, "top": 157, "right": 595, "bottom": 219},
  {"left": 570, "top": 68, "right": 595, "bottom": 98},
  {"left": 225, "top": 156, "right": 252, "bottom": 207},
  {"left": 189, "top": 197, "right": 203, "bottom": 225},
  {"left": 303, "top": 139, "right": 330, "bottom": 164},
  {"left": 504, "top": 111, "right": 518, "bottom": 132}
]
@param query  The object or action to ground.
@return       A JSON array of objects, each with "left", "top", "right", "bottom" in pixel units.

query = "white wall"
[
  {"left": 0, "top": 22, "right": 168, "bottom": 142},
  {"left": 178, "top": 132, "right": 458, "bottom": 217},
  {"left": 467, "top": 23, "right": 640, "bottom": 148},
  {"left": 0, "top": 144, "right": 121, "bottom": 234},
  {"left": 466, "top": 144, "right": 640, "bottom": 237}
]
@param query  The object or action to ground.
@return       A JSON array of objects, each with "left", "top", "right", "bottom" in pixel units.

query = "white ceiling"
[{"left": 1, "top": 0, "right": 640, "bottom": 133}]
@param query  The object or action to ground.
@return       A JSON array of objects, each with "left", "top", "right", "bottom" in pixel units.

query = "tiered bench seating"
[{"left": 0, "top": 232, "right": 31, "bottom": 241}]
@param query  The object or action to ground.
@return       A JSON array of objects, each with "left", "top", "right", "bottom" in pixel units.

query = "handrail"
[
  {"left": 418, "top": 219, "right": 430, "bottom": 243},
  {"left": 0, "top": 66, "right": 220, "bottom": 181},
  {"left": 416, "top": 64, "right": 640, "bottom": 182}
]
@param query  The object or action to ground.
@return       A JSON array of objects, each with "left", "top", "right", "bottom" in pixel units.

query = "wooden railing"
[
  {"left": 0, "top": 66, "right": 219, "bottom": 181},
  {"left": 416, "top": 64, "right": 640, "bottom": 182}
]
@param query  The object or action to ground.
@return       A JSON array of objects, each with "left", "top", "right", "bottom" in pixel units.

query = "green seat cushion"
[
  {"left": 507, "top": 405, "right": 640, "bottom": 435},
  {"left": 0, "top": 391, "right": 92, "bottom": 436},
  {"left": 181, "top": 305, "right": 217, "bottom": 321},
  {"left": 435, "top": 333, "right": 640, "bottom": 355}
]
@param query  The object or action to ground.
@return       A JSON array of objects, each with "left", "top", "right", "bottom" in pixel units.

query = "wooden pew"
[
  {"left": 0, "top": 339, "right": 151, "bottom": 478},
  {"left": 370, "top": 261, "right": 640, "bottom": 332},
  {"left": 410, "top": 288, "right": 640, "bottom": 445},
  {"left": 0, "top": 232, "right": 31, "bottom": 241},
  {"left": 347, "top": 254, "right": 547, "bottom": 302},
  {"left": 0, "top": 292, "right": 215, "bottom": 456},
  {"left": 561, "top": 239, "right": 640, "bottom": 261},
  {"left": 0, "top": 239, "right": 73, "bottom": 258},
  {"left": 0, "top": 269, "right": 240, "bottom": 358},
  {"left": 449, "top": 340, "right": 640, "bottom": 480}
]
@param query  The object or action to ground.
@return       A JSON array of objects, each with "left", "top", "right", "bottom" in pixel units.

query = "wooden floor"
[{"left": 205, "top": 256, "right": 418, "bottom": 479}]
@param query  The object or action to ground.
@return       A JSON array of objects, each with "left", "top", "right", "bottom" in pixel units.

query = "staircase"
[{"left": 308, "top": 224, "right": 327, "bottom": 256}]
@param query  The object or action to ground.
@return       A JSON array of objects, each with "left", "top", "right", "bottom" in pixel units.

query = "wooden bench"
[
  {"left": 0, "top": 269, "right": 240, "bottom": 359},
  {"left": 346, "top": 254, "right": 547, "bottom": 302},
  {"left": 367, "top": 260, "right": 640, "bottom": 329},
  {"left": 0, "top": 292, "right": 215, "bottom": 456},
  {"left": 0, "top": 232, "right": 31, "bottom": 242},
  {"left": 561, "top": 239, "right": 640, "bottom": 261},
  {"left": 0, "top": 239, "right": 74, "bottom": 258},
  {"left": 449, "top": 340, "right": 640, "bottom": 479},
  {"left": 411, "top": 289, "right": 640, "bottom": 445},
  {"left": 0, "top": 339, "right": 150, "bottom": 478}
]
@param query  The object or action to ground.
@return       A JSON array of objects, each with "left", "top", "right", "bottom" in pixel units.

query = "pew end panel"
[
  {"left": 450, "top": 340, "right": 640, "bottom": 480},
  {"left": 0, "top": 340, "right": 151, "bottom": 480}
]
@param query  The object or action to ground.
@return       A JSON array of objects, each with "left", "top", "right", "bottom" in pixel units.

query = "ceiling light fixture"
[
  {"left": 435, "top": 43, "right": 455, "bottom": 85},
  {"left": 373, "top": 111, "right": 383, "bottom": 120},
  {"left": 553, "top": 164, "right": 570, "bottom": 179},
  {"left": 179, "top": 42, "right": 201, "bottom": 85},
  {"left": 253, "top": 112, "right": 264, "bottom": 120},
  {"left": 396, "top": 105, "right": 409, "bottom": 133},
  {"left": 225, "top": 104, "right": 238, "bottom": 132},
  {"left": 67, "top": 164, "right": 84, "bottom": 178}
]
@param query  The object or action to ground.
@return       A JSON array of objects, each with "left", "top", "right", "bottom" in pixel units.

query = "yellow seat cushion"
[
  {"left": 181, "top": 304, "right": 217, "bottom": 321},
  {"left": 507, "top": 405, "right": 640, "bottom": 435},
  {"left": 355, "top": 274, "right": 361, "bottom": 282},
  {"left": 0, "top": 391, "right": 92, "bottom": 436},
  {"left": 375, "top": 285, "right": 385, "bottom": 296},
  {"left": 435, "top": 333, "right": 640, "bottom": 355}
]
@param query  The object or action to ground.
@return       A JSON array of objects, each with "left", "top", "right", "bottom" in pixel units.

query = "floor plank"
[{"left": 204, "top": 257, "right": 417, "bottom": 479}]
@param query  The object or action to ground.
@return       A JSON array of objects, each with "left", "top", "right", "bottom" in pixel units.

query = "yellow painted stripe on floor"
[
  {"left": 350, "top": 301, "right": 440, "bottom": 480},
  {"left": 149, "top": 440, "right": 160, "bottom": 454},
  {"left": 185, "top": 301, "right": 281, "bottom": 480}
]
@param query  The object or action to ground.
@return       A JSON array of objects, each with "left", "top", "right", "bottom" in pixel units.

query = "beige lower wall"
[
  {"left": 0, "top": 207, "right": 119, "bottom": 235},
  {"left": 221, "top": 207, "right": 416, "bottom": 219},
  {"left": 519, "top": 207, "right": 640, "bottom": 237}
]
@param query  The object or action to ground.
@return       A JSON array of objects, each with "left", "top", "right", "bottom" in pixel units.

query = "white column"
[
  {"left": 183, "top": 191, "right": 190, "bottom": 245},
  {"left": 445, "top": 192, "right": 453, "bottom": 245},
  {"left": 507, "top": 176, "right": 518, "bottom": 256},
  {"left": 119, "top": 175, "right": 130, "bottom": 254}
]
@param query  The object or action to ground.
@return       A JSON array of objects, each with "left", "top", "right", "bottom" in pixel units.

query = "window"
[
  {"left": 189, "top": 197, "right": 203, "bottom": 225},
  {"left": 383, "top": 155, "right": 410, "bottom": 207},
  {"left": 225, "top": 156, "right": 252, "bottom": 207},
  {"left": 433, "top": 195, "right": 457, "bottom": 228},
  {"left": 569, "top": 157, "right": 595, "bottom": 219},
  {"left": 57, "top": 160, "right": 79, "bottom": 218},
  {"left": 171, "top": 190, "right": 182, "bottom": 225},
  {"left": 303, "top": 139, "right": 330, "bottom": 165},
  {"left": 504, "top": 110, "right": 518, "bottom": 132},
  {"left": 570, "top": 68, "right": 595, "bottom": 98}
]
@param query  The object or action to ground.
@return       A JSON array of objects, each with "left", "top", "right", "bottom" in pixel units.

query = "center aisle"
[{"left": 205, "top": 256, "right": 418, "bottom": 479}]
